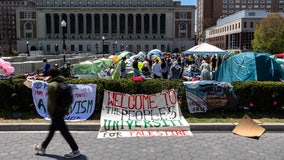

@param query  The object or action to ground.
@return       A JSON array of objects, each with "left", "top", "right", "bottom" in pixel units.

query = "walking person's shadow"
[{"left": 37, "top": 153, "right": 88, "bottom": 160}]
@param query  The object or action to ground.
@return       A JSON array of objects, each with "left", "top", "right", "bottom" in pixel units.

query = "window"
[
  {"left": 250, "top": 22, "right": 253, "bottom": 28},
  {"left": 24, "top": 12, "right": 32, "bottom": 19},
  {"left": 26, "top": 23, "right": 32, "bottom": 30},
  {"left": 112, "top": 1, "right": 116, "bottom": 6},
  {"left": 137, "top": 1, "right": 141, "bottom": 7},
  {"left": 223, "top": 5, "right": 227, "bottom": 8},
  {"left": 95, "top": 1, "right": 99, "bottom": 7},
  {"left": 129, "top": 1, "right": 133, "bottom": 7},
  {"left": 70, "top": 1, "right": 74, "bottom": 7},
  {"left": 46, "top": 1, "right": 50, "bottom": 6},
  {"left": 180, "top": 12, "right": 187, "bottom": 19},
  {"left": 223, "top": 0, "right": 228, "bottom": 3},
  {"left": 103, "top": 1, "right": 108, "bottom": 6},
  {"left": 62, "top": 1, "right": 66, "bottom": 7},
  {"left": 244, "top": 22, "right": 247, "bottom": 28},
  {"left": 87, "top": 1, "right": 91, "bottom": 7},
  {"left": 153, "top": 1, "right": 157, "bottom": 6},
  {"left": 78, "top": 1, "right": 82, "bottom": 7},
  {"left": 161, "top": 1, "right": 165, "bottom": 6},
  {"left": 180, "top": 23, "right": 186, "bottom": 30},
  {"left": 54, "top": 1, "right": 58, "bottom": 7},
  {"left": 120, "top": 1, "right": 124, "bottom": 7},
  {"left": 145, "top": 1, "right": 149, "bottom": 7}
]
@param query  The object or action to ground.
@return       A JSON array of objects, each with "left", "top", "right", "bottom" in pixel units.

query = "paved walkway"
[{"left": 0, "top": 131, "right": 283, "bottom": 160}]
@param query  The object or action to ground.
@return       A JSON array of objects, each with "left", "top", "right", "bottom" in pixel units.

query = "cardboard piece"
[{"left": 232, "top": 114, "right": 265, "bottom": 138}]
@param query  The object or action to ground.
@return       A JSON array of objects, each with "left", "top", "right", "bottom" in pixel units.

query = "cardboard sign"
[{"left": 232, "top": 114, "right": 265, "bottom": 138}]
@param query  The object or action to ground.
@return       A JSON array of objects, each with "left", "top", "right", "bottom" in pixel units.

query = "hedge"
[{"left": 1, "top": 76, "right": 284, "bottom": 114}]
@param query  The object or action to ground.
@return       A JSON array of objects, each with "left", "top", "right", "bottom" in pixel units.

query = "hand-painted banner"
[
  {"left": 183, "top": 80, "right": 237, "bottom": 113},
  {"left": 97, "top": 89, "right": 192, "bottom": 138},
  {"left": 32, "top": 80, "right": 96, "bottom": 121}
]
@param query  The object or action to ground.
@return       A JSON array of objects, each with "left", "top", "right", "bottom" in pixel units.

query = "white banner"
[
  {"left": 32, "top": 80, "right": 97, "bottom": 121},
  {"left": 98, "top": 89, "right": 192, "bottom": 138}
]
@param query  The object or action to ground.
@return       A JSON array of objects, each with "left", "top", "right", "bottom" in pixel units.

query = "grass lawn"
[{"left": 1, "top": 109, "right": 284, "bottom": 123}]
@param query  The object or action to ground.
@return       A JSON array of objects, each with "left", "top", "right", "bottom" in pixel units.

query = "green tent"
[
  {"left": 74, "top": 58, "right": 114, "bottom": 75},
  {"left": 214, "top": 52, "right": 284, "bottom": 82}
]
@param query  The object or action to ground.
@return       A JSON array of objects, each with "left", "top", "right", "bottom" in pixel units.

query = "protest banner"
[
  {"left": 183, "top": 80, "right": 237, "bottom": 113},
  {"left": 32, "top": 80, "right": 96, "bottom": 121},
  {"left": 98, "top": 89, "right": 192, "bottom": 138}
]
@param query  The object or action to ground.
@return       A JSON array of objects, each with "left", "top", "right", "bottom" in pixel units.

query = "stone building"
[{"left": 16, "top": 0, "right": 195, "bottom": 55}]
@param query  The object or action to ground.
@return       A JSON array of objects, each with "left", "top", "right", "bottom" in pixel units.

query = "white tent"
[{"left": 183, "top": 43, "right": 228, "bottom": 55}]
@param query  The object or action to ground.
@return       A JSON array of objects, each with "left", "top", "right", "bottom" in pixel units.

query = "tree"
[{"left": 251, "top": 13, "right": 284, "bottom": 54}]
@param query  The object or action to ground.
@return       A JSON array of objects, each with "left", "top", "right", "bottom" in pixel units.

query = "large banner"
[
  {"left": 32, "top": 80, "right": 96, "bottom": 121},
  {"left": 183, "top": 80, "right": 237, "bottom": 113},
  {"left": 98, "top": 89, "right": 192, "bottom": 138}
]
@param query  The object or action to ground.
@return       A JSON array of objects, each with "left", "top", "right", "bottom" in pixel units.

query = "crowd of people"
[{"left": 121, "top": 53, "right": 223, "bottom": 81}]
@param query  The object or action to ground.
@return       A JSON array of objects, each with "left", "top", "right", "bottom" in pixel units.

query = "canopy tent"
[
  {"left": 183, "top": 43, "right": 228, "bottom": 55},
  {"left": 214, "top": 52, "right": 284, "bottom": 83},
  {"left": 147, "top": 49, "right": 162, "bottom": 59}
]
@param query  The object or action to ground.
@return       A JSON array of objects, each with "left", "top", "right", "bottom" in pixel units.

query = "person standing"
[
  {"left": 132, "top": 58, "right": 141, "bottom": 77},
  {"left": 120, "top": 57, "right": 127, "bottom": 78},
  {"left": 43, "top": 58, "right": 51, "bottom": 76},
  {"left": 34, "top": 67, "right": 80, "bottom": 159},
  {"left": 211, "top": 55, "right": 217, "bottom": 71},
  {"left": 169, "top": 60, "right": 182, "bottom": 80},
  {"left": 152, "top": 59, "right": 162, "bottom": 78},
  {"left": 200, "top": 60, "right": 211, "bottom": 80},
  {"left": 161, "top": 58, "right": 169, "bottom": 79}
]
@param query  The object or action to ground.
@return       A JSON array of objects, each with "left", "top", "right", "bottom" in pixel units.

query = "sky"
[{"left": 179, "top": 0, "right": 196, "bottom": 6}]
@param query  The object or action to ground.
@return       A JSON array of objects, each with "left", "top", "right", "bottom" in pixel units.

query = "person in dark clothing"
[
  {"left": 43, "top": 59, "right": 51, "bottom": 76},
  {"left": 161, "top": 58, "right": 169, "bottom": 79},
  {"left": 34, "top": 67, "right": 80, "bottom": 159},
  {"left": 132, "top": 58, "right": 141, "bottom": 76},
  {"left": 211, "top": 55, "right": 217, "bottom": 71}
]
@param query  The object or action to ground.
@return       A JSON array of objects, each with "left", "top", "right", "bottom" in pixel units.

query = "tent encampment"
[{"left": 214, "top": 52, "right": 284, "bottom": 82}]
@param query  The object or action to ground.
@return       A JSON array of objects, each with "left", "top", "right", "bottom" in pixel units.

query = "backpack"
[{"left": 57, "top": 82, "right": 74, "bottom": 111}]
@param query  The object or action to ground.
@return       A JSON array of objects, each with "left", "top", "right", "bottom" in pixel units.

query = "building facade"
[
  {"left": 197, "top": 0, "right": 284, "bottom": 43},
  {"left": 205, "top": 10, "right": 284, "bottom": 52},
  {"left": 16, "top": 0, "right": 195, "bottom": 55},
  {"left": 0, "top": 0, "right": 36, "bottom": 54}
]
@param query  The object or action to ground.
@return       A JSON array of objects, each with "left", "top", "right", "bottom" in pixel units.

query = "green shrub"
[{"left": 1, "top": 76, "right": 284, "bottom": 114}]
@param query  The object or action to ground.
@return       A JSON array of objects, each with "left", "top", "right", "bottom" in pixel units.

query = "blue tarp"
[{"left": 214, "top": 52, "right": 284, "bottom": 82}]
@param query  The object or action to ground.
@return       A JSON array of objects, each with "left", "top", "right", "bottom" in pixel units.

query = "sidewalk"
[{"left": 0, "top": 122, "right": 283, "bottom": 131}]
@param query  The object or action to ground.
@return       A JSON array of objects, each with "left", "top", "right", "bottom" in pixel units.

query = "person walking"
[{"left": 34, "top": 67, "right": 80, "bottom": 159}]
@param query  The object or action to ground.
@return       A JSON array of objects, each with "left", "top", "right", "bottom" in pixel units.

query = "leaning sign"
[
  {"left": 32, "top": 80, "right": 96, "bottom": 121},
  {"left": 183, "top": 80, "right": 237, "bottom": 113},
  {"left": 98, "top": 89, "right": 192, "bottom": 138}
]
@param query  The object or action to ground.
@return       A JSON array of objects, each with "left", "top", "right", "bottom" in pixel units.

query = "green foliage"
[
  {"left": 1, "top": 76, "right": 284, "bottom": 115},
  {"left": 251, "top": 13, "right": 284, "bottom": 54},
  {"left": 0, "top": 79, "right": 14, "bottom": 111}
]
